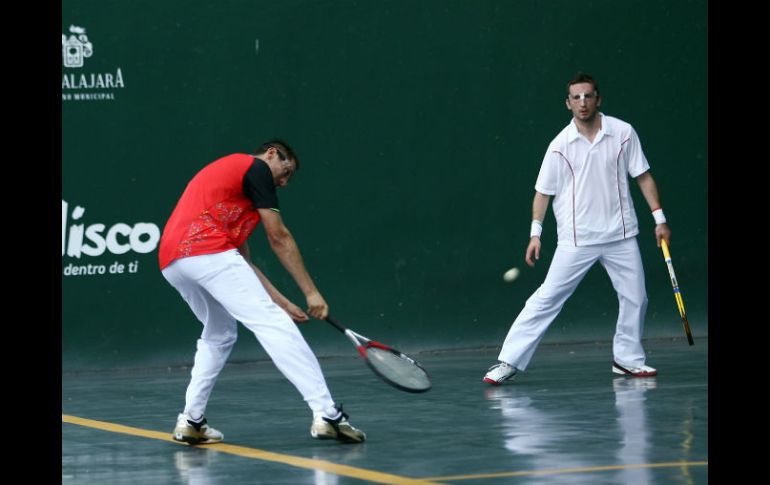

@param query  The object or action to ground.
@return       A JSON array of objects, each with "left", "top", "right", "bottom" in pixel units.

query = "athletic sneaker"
[
  {"left": 612, "top": 361, "right": 658, "bottom": 377},
  {"left": 172, "top": 413, "right": 224, "bottom": 445},
  {"left": 310, "top": 405, "right": 366, "bottom": 443},
  {"left": 483, "top": 361, "right": 517, "bottom": 385}
]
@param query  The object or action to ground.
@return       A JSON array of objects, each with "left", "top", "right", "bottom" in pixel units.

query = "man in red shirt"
[{"left": 159, "top": 140, "right": 365, "bottom": 444}]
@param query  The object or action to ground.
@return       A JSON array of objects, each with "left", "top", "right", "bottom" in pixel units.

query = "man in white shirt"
[{"left": 484, "top": 72, "right": 671, "bottom": 384}]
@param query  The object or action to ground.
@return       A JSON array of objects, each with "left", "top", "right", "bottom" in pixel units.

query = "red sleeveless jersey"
[{"left": 159, "top": 153, "right": 262, "bottom": 270}]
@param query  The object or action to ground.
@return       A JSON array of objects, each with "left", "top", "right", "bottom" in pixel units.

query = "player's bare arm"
[
  {"left": 258, "top": 208, "right": 329, "bottom": 319},
  {"left": 526, "top": 192, "right": 551, "bottom": 267},
  {"left": 635, "top": 171, "right": 671, "bottom": 247}
]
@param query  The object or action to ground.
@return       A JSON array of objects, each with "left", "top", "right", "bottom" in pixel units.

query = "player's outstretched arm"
[{"left": 258, "top": 208, "right": 329, "bottom": 319}]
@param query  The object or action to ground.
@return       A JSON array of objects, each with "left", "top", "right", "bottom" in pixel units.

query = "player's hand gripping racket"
[
  {"left": 325, "top": 315, "right": 431, "bottom": 393},
  {"left": 660, "top": 240, "right": 694, "bottom": 346}
]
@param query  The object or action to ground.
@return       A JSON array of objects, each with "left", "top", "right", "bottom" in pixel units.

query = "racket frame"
[{"left": 325, "top": 316, "right": 432, "bottom": 393}]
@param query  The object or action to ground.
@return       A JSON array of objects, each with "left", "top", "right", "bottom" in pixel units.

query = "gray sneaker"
[
  {"left": 310, "top": 405, "right": 366, "bottom": 443},
  {"left": 483, "top": 361, "right": 517, "bottom": 385},
  {"left": 172, "top": 413, "right": 224, "bottom": 445}
]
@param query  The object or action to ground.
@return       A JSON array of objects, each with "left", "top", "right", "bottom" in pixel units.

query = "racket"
[
  {"left": 660, "top": 239, "right": 694, "bottom": 346},
  {"left": 325, "top": 315, "right": 431, "bottom": 393}
]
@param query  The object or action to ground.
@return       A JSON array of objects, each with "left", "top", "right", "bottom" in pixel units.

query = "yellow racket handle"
[
  {"left": 661, "top": 238, "right": 672, "bottom": 260},
  {"left": 675, "top": 292, "right": 686, "bottom": 316},
  {"left": 661, "top": 239, "right": 686, "bottom": 315}
]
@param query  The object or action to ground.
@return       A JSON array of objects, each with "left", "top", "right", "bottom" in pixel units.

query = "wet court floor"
[{"left": 62, "top": 338, "right": 708, "bottom": 484}]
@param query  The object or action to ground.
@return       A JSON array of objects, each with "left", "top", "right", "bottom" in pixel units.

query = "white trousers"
[
  {"left": 162, "top": 249, "right": 336, "bottom": 419},
  {"left": 498, "top": 238, "right": 648, "bottom": 370}
]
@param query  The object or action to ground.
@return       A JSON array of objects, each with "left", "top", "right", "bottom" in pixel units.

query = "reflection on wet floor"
[{"left": 63, "top": 338, "right": 708, "bottom": 484}]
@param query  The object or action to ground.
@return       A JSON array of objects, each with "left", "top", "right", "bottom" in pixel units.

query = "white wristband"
[
  {"left": 530, "top": 220, "right": 543, "bottom": 238},
  {"left": 652, "top": 208, "right": 667, "bottom": 225}
]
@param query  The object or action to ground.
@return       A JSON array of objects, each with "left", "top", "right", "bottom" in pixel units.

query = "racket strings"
[{"left": 366, "top": 347, "right": 431, "bottom": 391}]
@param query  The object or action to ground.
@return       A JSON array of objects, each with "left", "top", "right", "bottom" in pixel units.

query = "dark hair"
[
  {"left": 255, "top": 139, "right": 300, "bottom": 171},
  {"left": 566, "top": 72, "right": 599, "bottom": 98}
]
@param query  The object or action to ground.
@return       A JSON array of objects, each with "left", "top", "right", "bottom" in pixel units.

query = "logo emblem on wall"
[
  {"left": 61, "top": 25, "right": 125, "bottom": 102},
  {"left": 62, "top": 25, "right": 93, "bottom": 68}
]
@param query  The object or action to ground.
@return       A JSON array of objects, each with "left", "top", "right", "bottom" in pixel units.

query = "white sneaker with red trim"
[{"left": 483, "top": 362, "right": 517, "bottom": 385}]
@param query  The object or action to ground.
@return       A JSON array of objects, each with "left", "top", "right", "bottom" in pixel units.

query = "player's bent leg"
[
  {"left": 495, "top": 244, "right": 599, "bottom": 375},
  {"left": 184, "top": 335, "right": 236, "bottom": 419},
  {"left": 162, "top": 252, "right": 239, "bottom": 439},
  {"left": 196, "top": 251, "right": 338, "bottom": 412},
  {"left": 198, "top": 251, "right": 346, "bottom": 432}
]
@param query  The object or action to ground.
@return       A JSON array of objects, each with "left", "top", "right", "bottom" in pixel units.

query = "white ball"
[{"left": 503, "top": 267, "right": 520, "bottom": 282}]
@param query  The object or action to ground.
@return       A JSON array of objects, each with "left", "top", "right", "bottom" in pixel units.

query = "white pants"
[
  {"left": 498, "top": 238, "right": 648, "bottom": 370},
  {"left": 162, "top": 249, "right": 337, "bottom": 419}
]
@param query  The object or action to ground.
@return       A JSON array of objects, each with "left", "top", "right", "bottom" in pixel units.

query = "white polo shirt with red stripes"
[{"left": 534, "top": 113, "right": 650, "bottom": 246}]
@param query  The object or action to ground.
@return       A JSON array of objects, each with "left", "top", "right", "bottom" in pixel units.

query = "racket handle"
[
  {"left": 661, "top": 239, "right": 672, "bottom": 260},
  {"left": 324, "top": 315, "right": 347, "bottom": 333}
]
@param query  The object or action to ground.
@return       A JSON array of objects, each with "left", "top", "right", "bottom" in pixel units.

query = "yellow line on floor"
[
  {"left": 422, "top": 461, "right": 708, "bottom": 481},
  {"left": 62, "top": 414, "right": 442, "bottom": 485}
]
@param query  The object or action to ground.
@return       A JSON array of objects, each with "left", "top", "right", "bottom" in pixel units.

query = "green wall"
[{"left": 62, "top": 0, "right": 708, "bottom": 370}]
